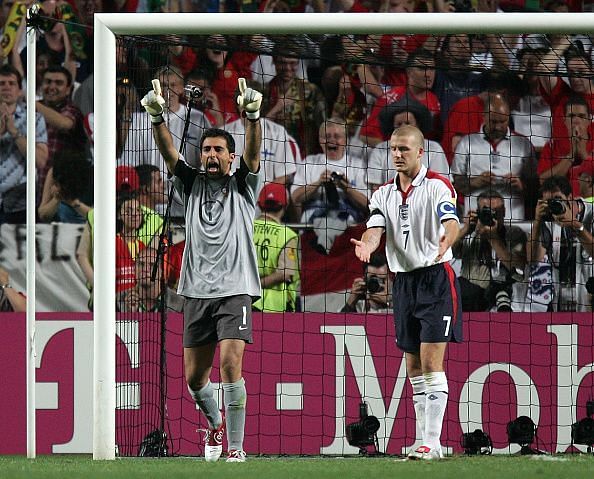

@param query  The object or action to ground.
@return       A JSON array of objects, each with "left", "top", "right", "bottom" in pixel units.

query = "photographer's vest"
[{"left": 252, "top": 219, "right": 299, "bottom": 312}]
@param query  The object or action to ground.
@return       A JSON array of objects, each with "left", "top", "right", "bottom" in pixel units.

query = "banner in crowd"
[
  {"left": 1, "top": 312, "right": 593, "bottom": 456},
  {"left": 0, "top": 224, "right": 89, "bottom": 311}
]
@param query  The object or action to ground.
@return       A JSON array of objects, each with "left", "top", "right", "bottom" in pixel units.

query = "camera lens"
[
  {"left": 477, "top": 207, "right": 495, "bottom": 226},
  {"left": 366, "top": 276, "right": 382, "bottom": 294},
  {"left": 548, "top": 199, "right": 566, "bottom": 216}
]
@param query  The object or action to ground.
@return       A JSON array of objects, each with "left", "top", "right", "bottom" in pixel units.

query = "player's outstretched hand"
[
  {"left": 351, "top": 238, "right": 372, "bottom": 263},
  {"left": 236, "top": 78, "right": 263, "bottom": 120},
  {"left": 140, "top": 79, "right": 166, "bottom": 124}
]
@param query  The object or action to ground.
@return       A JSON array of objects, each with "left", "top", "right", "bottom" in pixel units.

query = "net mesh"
[{"left": 107, "top": 31, "right": 594, "bottom": 456}]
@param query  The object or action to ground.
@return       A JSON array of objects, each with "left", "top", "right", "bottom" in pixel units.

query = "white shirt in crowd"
[
  {"left": 451, "top": 127, "right": 535, "bottom": 221},
  {"left": 226, "top": 117, "right": 300, "bottom": 184}
]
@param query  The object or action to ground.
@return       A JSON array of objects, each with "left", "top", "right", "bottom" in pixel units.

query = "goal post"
[{"left": 92, "top": 11, "right": 594, "bottom": 460}]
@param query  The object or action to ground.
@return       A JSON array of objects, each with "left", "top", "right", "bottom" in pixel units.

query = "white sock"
[
  {"left": 188, "top": 382, "right": 222, "bottom": 429},
  {"left": 223, "top": 378, "right": 247, "bottom": 452},
  {"left": 409, "top": 375, "right": 427, "bottom": 443},
  {"left": 423, "top": 371, "right": 448, "bottom": 450}
]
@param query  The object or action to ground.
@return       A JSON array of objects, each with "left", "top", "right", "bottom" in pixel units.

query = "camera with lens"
[
  {"left": 365, "top": 275, "right": 384, "bottom": 294},
  {"left": 330, "top": 171, "right": 344, "bottom": 183},
  {"left": 547, "top": 198, "right": 566, "bottom": 216},
  {"left": 345, "top": 402, "right": 380, "bottom": 450},
  {"left": 461, "top": 429, "right": 493, "bottom": 455},
  {"left": 477, "top": 206, "right": 496, "bottom": 227}
]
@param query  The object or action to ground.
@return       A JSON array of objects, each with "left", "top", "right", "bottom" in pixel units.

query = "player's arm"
[
  {"left": 237, "top": 78, "right": 263, "bottom": 173},
  {"left": 351, "top": 227, "right": 384, "bottom": 263},
  {"left": 140, "top": 80, "right": 178, "bottom": 175}
]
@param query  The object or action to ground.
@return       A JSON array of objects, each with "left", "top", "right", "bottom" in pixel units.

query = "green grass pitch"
[{"left": 1, "top": 454, "right": 593, "bottom": 479}]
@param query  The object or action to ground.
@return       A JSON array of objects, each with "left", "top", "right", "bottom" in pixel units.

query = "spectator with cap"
[
  {"left": 252, "top": 183, "right": 300, "bottom": 312},
  {"left": 116, "top": 165, "right": 162, "bottom": 247},
  {"left": 367, "top": 94, "right": 450, "bottom": 192}
]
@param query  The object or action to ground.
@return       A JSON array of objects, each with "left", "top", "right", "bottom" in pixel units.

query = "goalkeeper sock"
[
  {"left": 423, "top": 371, "right": 448, "bottom": 449},
  {"left": 188, "top": 381, "right": 222, "bottom": 430},
  {"left": 409, "top": 375, "right": 427, "bottom": 443},
  {"left": 223, "top": 378, "right": 247, "bottom": 452}
]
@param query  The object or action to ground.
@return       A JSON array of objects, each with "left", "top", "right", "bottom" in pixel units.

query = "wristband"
[{"left": 150, "top": 114, "right": 164, "bottom": 125}]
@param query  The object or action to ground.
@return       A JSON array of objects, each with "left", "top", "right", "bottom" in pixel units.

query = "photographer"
[
  {"left": 527, "top": 175, "right": 594, "bottom": 312},
  {"left": 453, "top": 191, "right": 527, "bottom": 312},
  {"left": 341, "top": 252, "right": 392, "bottom": 313}
]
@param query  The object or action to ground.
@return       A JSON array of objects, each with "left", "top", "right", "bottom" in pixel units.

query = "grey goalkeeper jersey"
[{"left": 173, "top": 158, "right": 263, "bottom": 299}]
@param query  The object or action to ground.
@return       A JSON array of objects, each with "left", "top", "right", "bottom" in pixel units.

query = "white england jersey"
[{"left": 367, "top": 165, "right": 459, "bottom": 273}]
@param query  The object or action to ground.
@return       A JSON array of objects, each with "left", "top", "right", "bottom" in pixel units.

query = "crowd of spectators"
[{"left": 1, "top": 0, "right": 594, "bottom": 313}]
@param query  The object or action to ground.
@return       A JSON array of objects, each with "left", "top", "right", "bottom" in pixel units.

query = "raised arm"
[
  {"left": 141, "top": 79, "right": 178, "bottom": 175},
  {"left": 236, "top": 78, "right": 263, "bottom": 173}
]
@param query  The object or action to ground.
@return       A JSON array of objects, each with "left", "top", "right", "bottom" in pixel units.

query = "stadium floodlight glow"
[
  {"left": 345, "top": 402, "right": 380, "bottom": 454},
  {"left": 92, "top": 11, "right": 594, "bottom": 460},
  {"left": 507, "top": 416, "right": 538, "bottom": 455}
]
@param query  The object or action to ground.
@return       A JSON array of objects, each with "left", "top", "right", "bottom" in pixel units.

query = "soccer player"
[
  {"left": 141, "top": 77, "right": 263, "bottom": 463},
  {"left": 351, "top": 125, "right": 463, "bottom": 460}
]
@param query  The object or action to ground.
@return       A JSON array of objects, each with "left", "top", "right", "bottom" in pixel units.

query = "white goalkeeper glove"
[
  {"left": 236, "top": 77, "right": 262, "bottom": 121},
  {"left": 140, "top": 79, "right": 166, "bottom": 124}
]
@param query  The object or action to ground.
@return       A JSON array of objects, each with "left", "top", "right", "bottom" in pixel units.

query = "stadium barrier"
[{"left": 1, "top": 311, "right": 592, "bottom": 455}]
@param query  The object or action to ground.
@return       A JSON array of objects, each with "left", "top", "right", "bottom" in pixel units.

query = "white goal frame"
[{"left": 92, "top": 11, "right": 594, "bottom": 460}]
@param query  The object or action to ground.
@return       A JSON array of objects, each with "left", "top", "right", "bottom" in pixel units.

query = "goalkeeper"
[{"left": 141, "top": 77, "right": 263, "bottom": 463}]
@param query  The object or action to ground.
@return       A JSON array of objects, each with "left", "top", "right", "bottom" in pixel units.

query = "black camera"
[
  {"left": 365, "top": 275, "right": 384, "bottom": 294},
  {"left": 477, "top": 206, "right": 496, "bottom": 227},
  {"left": 345, "top": 402, "right": 380, "bottom": 450},
  {"left": 330, "top": 171, "right": 344, "bottom": 183},
  {"left": 461, "top": 429, "right": 493, "bottom": 455},
  {"left": 547, "top": 198, "right": 566, "bottom": 216},
  {"left": 184, "top": 84, "right": 204, "bottom": 101}
]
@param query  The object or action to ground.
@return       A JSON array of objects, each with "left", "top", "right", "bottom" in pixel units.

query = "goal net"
[{"left": 88, "top": 12, "right": 594, "bottom": 458}]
